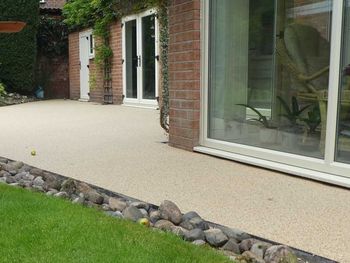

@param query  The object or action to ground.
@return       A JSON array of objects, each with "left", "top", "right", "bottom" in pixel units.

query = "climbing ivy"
[{"left": 63, "top": 0, "right": 169, "bottom": 132}]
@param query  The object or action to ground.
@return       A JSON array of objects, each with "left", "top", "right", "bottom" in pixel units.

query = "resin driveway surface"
[{"left": 0, "top": 100, "right": 349, "bottom": 262}]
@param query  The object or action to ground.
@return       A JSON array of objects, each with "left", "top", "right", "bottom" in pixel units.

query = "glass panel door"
[
  {"left": 208, "top": 0, "right": 332, "bottom": 159},
  {"left": 141, "top": 14, "right": 156, "bottom": 100},
  {"left": 125, "top": 19, "right": 138, "bottom": 99},
  {"left": 335, "top": 0, "right": 350, "bottom": 163},
  {"left": 123, "top": 11, "right": 158, "bottom": 105}
]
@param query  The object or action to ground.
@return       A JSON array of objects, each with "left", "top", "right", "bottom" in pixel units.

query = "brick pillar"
[
  {"left": 110, "top": 21, "right": 123, "bottom": 104},
  {"left": 68, "top": 32, "right": 80, "bottom": 100},
  {"left": 168, "top": 0, "right": 201, "bottom": 151}
]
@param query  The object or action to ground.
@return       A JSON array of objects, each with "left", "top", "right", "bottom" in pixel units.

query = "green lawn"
[{"left": 0, "top": 184, "right": 232, "bottom": 263}]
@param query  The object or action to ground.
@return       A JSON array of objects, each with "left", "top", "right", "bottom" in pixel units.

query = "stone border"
[{"left": 0, "top": 157, "right": 337, "bottom": 263}]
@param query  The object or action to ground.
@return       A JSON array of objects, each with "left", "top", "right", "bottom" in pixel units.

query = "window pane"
[
  {"left": 335, "top": 1, "right": 350, "bottom": 163},
  {"left": 208, "top": 0, "right": 332, "bottom": 158},
  {"left": 125, "top": 20, "right": 138, "bottom": 99}
]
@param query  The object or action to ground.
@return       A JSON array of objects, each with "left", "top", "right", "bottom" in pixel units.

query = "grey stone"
[
  {"left": 239, "top": 238, "right": 260, "bottom": 253},
  {"left": 105, "top": 211, "right": 123, "bottom": 218},
  {"left": 9, "top": 183, "right": 19, "bottom": 187},
  {"left": 2, "top": 161, "right": 23, "bottom": 173},
  {"left": 182, "top": 211, "right": 201, "bottom": 222},
  {"left": 149, "top": 210, "right": 161, "bottom": 223},
  {"left": 154, "top": 219, "right": 175, "bottom": 231},
  {"left": 0, "top": 171, "right": 10, "bottom": 177},
  {"left": 189, "top": 217, "right": 209, "bottom": 230},
  {"left": 60, "top": 179, "right": 76, "bottom": 195},
  {"left": 251, "top": 243, "right": 270, "bottom": 259},
  {"left": 192, "top": 240, "right": 206, "bottom": 246},
  {"left": 122, "top": 206, "right": 144, "bottom": 222},
  {"left": 222, "top": 238, "right": 240, "bottom": 254},
  {"left": 204, "top": 228, "right": 228, "bottom": 247},
  {"left": 139, "top": 208, "right": 149, "bottom": 218},
  {"left": 159, "top": 200, "right": 182, "bottom": 225},
  {"left": 33, "top": 176, "right": 44, "bottom": 187},
  {"left": 101, "top": 193, "right": 110, "bottom": 204},
  {"left": 170, "top": 226, "right": 188, "bottom": 238},
  {"left": 264, "top": 245, "right": 297, "bottom": 263},
  {"left": 76, "top": 182, "right": 103, "bottom": 204},
  {"left": 0, "top": 177, "right": 6, "bottom": 183},
  {"left": 29, "top": 168, "right": 43, "bottom": 176},
  {"left": 5, "top": 176, "right": 16, "bottom": 184},
  {"left": 185, "top": 228, "right": 205, "bottom": 242},
  {"left": 46, "top": 189, "right": 59, "bottom": 196},
  {"left": 54, "top": 192, "right": 69, "bottom": 199},
  {"left": 72, "top": 195, "right": 85, "bottom": 204},
  {"left": 102, "top": 204, "right": 111, "bottom": 211},
  {"left": 218, "top": 226, "right": 251, "bottom": 242},
  {"left": 179, "top": 220, "right": 194, "bottom": 230},
  {"left": 0, "top": 157, "right": 8, "bottom": 163},
  {"left": 130, "top": 201, "right": 150, "bottom": 211},
  {"left": 242, "top": 251, "right": 266, "bottom": 263},
  {"left": 18, "top": 179, "right": 32, "bottom": 188},
  {"left": 109, "top": 197, "right": 127, "bottom": 211},
  {"left": 18, "top": 165, "right": 31, "bottom": 173},
  {"left": 42, "top": 172, "right": 62, "bottom": 190}
]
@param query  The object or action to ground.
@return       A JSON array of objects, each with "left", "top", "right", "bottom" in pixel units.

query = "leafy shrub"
[
  {"left": 0, "top": 0, "right": 39, "bottom": 93},
  {"left": 0, "top": 82, "right": 6, "bottom": 97}
]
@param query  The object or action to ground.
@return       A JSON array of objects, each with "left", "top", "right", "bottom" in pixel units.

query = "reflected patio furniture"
[{"left": 276, "top": 23, "right": 350, "bottom": 152}]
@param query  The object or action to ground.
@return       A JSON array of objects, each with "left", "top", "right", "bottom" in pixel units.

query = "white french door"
[
  {"left": 122, "top": 9, "right": 159, "bottom": 107},
  {"left": 79, "top": 30, "right": 91, "bottom": 101}
]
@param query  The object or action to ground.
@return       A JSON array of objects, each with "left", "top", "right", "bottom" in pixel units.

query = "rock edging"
[{"left": 0, "top": 158, "right": 337, "bottom": 263}]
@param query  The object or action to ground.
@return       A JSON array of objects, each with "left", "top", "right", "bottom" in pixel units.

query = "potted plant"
[
  {"left": 299, "top": 105, "right": 321, "bottom": 151},
  {"left": 236, "top": 104, "right": 278, "bottom": 144},
  {"left": 277, "top": 96, "right": 310, "bottom": 148}
]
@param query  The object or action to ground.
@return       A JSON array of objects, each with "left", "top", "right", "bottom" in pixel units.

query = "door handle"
[
  {"left": 138, "top": 56, "right": 141, "bottom": 67},
  {"left": 87, "top": 65, "right": 89, "bottom": 68}
]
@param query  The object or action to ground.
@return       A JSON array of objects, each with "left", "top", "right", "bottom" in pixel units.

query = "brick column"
[
  {"left": 168, "top": 0, "right": 201, "bottom": 151},
  {"left": 68, "top": 32, "right": 80, "bottom": 100}
]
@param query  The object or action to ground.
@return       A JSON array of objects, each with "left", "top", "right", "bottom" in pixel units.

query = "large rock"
[
  {"left": 0, "top": 171, "right": 10, "bottom": 177},
  {"left": 180, "top": 220, "right": 194, "bottom": 230},
  {"left": 60, "top": 179, "right": 77, "bottom": 195},
  {"left": 218, "top": 226, "right": 251, "bottom": 242},
  {"left": 30, "top": 168, "right": 43, "bottom": 177},
  {"left": 42, "top": 172, "right": 62, "bottom": 190},
  {"left": 189, "top": 217, "right": 209, "bottom": 230},
  {"left": 149, "top": 210, "right": 161, "bottom": 224},
  {"left": 130, "top": 201, "right": 150, "bottom": 211},
  {"left": 184, "top": 228, "right": 205, "bottom": 242},
  {"left": 204, "top": 228, "right": 228, "bottom": 247},
  {"left": 239, "top": 238, "right": 260, "bottom": 253},
  {"left": 33, "top": 176, "right": 45, "bottom": 187},
  {"left": 251, "top": 243, "right": 270, "bottom": 259},
  {"left": 154, "top": 219, "right": 175, "bottom": 231},
  {"left": 109, "top": 197, "right": 127, "bottom": 211},
  {"left": 76, "top": 182, "right": 103, "bottom": 204},
  {"left": 222, "top": 238, "right": 240, "bottom": 254},
  {"left": 159, "top": 200, "right": 182, "bottom": 225},
  {"left": 170, "top": 226, "right": 188, "bottom": 239},
  {"left": 122, "top": 206, "right": 144, "bottom": 222},
  {"left": 182, "top": 211, "right": 201, "bottom": 222},
  {"left": 264, "top": 245, "right": 297, "bottom": 263},
  {"left": 1, "top": 161, "right": 23, "bottom": 173}
]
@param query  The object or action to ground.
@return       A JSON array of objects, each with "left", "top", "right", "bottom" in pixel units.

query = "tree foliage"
[{"left": 0, "top": 0, "right": 39, "bottom": 93}]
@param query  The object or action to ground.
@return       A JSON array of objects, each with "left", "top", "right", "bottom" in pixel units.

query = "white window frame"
[
  {"left": 121, "top": 9, "right": 159, "bottom": 108},
  {"left": 197, "top": 0, "right": 350, "bottom": 188},
  {"left": 39, "top": 0, "right": 45, "bottom": 3},
  {"left": 88, "top": 32, "right": 95, "bottom": 59}
]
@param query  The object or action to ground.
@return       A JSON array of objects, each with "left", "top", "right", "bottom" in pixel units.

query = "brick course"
[{"left": 168, "top": 0, "right": 201, "bottom": 151}]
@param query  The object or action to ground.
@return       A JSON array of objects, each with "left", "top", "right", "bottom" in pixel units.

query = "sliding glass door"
[{"left": 204, "top": 0, "right": 350, "bottom": 181}]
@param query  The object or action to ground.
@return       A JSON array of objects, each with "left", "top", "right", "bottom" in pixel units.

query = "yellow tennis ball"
[
  {"left": 31, "top": 150, "right": 36, "bottom": 156},
  {"left": 138, "top": 218, "right": 150, "bottom": 227}
]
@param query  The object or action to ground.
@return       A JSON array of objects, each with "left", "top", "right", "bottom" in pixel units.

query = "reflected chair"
[{"left": 276, "top": 23, "right": 350, "bottom": 152}]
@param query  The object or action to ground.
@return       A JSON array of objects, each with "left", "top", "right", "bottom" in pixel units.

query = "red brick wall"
[
  {"left": 168, "top": 0, "right": 201, "bottom": 151},
  {"left": 67, "top": 22, "right": 123, "bottom": 103},
  {"left": 68, "top": 32, "right": 80, "bottom": 100}
]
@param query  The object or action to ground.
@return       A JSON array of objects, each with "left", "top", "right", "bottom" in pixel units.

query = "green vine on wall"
[{"left": 63, "top": 0, "right": 169, "bottom": 132}]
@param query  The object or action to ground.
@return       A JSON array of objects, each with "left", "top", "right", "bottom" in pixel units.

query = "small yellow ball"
[
  {"left": 31, "top": 150, "right": 36, "bottom": 156},
  {"left": 138, "top": 218, "right": 150, "bottom": 227}
]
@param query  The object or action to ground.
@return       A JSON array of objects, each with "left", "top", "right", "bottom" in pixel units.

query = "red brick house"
[{"left": 68, "top": 0, "right": 350, "bottom": 187}]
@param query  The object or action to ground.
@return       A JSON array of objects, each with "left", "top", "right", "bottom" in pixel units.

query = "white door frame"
[
  {"left": 122, "top": 9, "right": 159, "bottom": 108},
  {"left": 79, "top": 29, "right": 92, "bottom": 101},
  {"left": 199, "top": 0, "right": 350, "bottom": 187}
]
